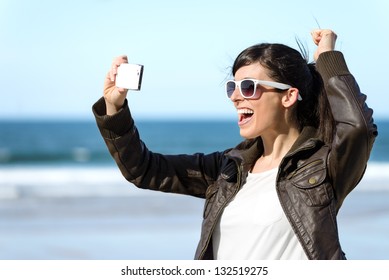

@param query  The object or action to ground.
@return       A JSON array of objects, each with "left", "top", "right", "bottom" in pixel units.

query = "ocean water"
[
  {"left": 0, "top": 119, "right": 387, "bottom": 165},
  {"left": 0, "top": 120, "right": 242, "bottom": 166},
  {"left": 0, "top": 119, "right": 388, "bottom": 260}
]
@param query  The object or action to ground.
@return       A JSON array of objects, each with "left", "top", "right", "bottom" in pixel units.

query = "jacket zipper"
[
  {"left": 276, "top": 142, "right": 321, "bottom": 260},
  {"left": 198, "top": 159, "right": 243, "bottom": 260}
]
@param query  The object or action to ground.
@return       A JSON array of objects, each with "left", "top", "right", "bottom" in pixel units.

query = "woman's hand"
[
  {"left": 103, "top": 55, "right": 129, "bottom": 115},
  {"left": 311, "top": 29, "right": 337, "bottom": 61}
]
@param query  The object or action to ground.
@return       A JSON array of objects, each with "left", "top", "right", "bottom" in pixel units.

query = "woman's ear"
[{"left": 281, "top": 88, "right": 300, "bottom": 108}]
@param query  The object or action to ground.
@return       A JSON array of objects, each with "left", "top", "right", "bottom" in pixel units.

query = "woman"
[{"left": 93, "top": 29, "right": 377, "bottom": 259}]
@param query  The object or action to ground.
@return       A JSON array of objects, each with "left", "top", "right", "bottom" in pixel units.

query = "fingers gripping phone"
[{"left": 115, "top": 63, "right": 144, "bottom": 90}]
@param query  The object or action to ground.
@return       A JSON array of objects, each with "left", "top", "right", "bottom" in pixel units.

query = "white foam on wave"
[
  {"left": 356, "top": 162, "right": 389, "bottom": 191},
  {"left": 0, "top": 166, "right": 156, "bottom": 199},
  {"left": 0, "top": 161, "right": 388, "bottom": 199}
]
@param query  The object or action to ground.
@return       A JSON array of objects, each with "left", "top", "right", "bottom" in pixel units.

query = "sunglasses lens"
[
  {"left": 240, "top": 80, "right": 255, "bottom": 97},
  {"left": 226, "top": 81, "right": 236, "bottom": 97}
]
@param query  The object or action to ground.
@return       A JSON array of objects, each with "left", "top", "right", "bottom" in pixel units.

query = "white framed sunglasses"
[{"left": 225, "top": 79, "right": 302, "bottom": 100}]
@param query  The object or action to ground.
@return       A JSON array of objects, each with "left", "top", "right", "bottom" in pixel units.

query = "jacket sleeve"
[
  {"left": 316, "top": 51, "right": 378, "bottom": 205},
  {"left": 92, "top": 97, "right": 222, "bottom": 199}
]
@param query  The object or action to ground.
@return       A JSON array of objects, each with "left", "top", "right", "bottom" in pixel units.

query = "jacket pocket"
[{"left": 290, "top": 160, "right": 334, "bottom": 207}]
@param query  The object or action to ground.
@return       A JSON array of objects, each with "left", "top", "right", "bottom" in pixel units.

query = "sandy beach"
[
  {"left": 0, "top": 191, "right": 204, "bottom": 260},
  {"left": 0, "top": 182, "right": 388, "bottom": 260}
]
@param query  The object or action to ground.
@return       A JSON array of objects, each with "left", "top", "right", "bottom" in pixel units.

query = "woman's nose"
[{"left": 229, "top": 87, "right": 243, "bottom": 102}]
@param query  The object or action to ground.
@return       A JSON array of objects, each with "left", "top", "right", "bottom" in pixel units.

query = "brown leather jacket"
[{"left": 93, "top": 51, "right": 377, "bottom": 259}]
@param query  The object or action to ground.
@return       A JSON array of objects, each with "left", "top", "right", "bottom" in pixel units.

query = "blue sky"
[{"left": 1, "top": 0, "right": 388, "bottom": 120}]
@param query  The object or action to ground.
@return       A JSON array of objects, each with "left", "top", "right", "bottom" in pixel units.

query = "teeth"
[{"left": 237, "top": 108, "right": 254, "bottom": 115}]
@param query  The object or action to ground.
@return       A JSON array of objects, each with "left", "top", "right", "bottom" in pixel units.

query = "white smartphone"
[{"left": 115, "top": 63, "right": 144, "bottom": 90}]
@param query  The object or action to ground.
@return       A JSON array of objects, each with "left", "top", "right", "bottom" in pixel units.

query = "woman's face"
[{"left": 230, "top": 62, "right": 286, "bottom": 139}]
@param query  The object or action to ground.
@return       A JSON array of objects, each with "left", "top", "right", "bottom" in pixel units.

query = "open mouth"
[{"left": 237, "top": 108, "right": 254, "bottom": 126}]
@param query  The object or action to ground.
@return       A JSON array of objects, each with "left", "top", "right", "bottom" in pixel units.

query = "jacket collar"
[{"left": 226, "top": 126, "right": 323, "bottom": 172}]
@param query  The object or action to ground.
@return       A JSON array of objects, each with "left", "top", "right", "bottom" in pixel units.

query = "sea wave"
[
  {"left": 0, "top": 161, "right": 388, "bottom": 199},
  {"left": 0, "top": 166, "right": 148, "bottom": 199}
]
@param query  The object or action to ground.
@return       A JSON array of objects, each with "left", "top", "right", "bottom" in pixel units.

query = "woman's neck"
[{"left": 251, "top": 127, "right": 300, "bottom": 173}]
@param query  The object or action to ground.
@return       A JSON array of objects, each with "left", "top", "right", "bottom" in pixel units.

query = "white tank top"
[{"left": 212, "top": 168, "right": 308, "bottom": 260}]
